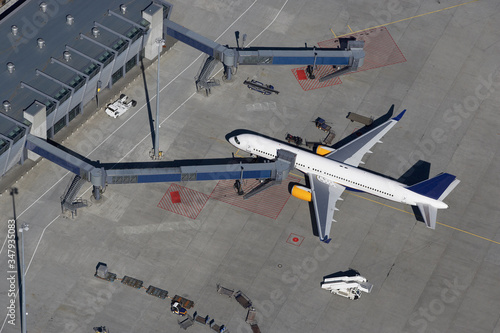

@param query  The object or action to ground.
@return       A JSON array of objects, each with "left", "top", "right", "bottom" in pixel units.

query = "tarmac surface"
[{"left": 1, "top": 0, "right": 500, "bottom": 332}]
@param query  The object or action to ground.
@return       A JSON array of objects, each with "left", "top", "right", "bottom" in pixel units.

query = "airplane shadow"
[
  {"left": 322, "top": 269, "right": 361, "bottom": 283},
  {"left": 397, "top": 160, "right": 430, "bottom": 223},
  {"left": 287, "top": 179, "right": 320, "bottom": 238},
  {"left": 332, "top": 104, "right": 395, "bottom": 150},
  {"left": 99, "top": 156, "right": 262, "bottom": 170}
]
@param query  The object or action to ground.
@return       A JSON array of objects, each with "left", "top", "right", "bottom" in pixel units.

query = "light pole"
[
  {"left": 154, "top": 38, "right": 165, "bottom": 159},
  {"left": 19, "top": 223, "right": 29, "bottom": 333}
]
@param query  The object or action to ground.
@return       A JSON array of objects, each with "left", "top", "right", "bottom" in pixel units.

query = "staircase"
[
  {"left": 61, "top": 175, "right": 88, "bottom": 216},
  {"left": 195, "top": 55, "right": 220, "bottom": 96}
]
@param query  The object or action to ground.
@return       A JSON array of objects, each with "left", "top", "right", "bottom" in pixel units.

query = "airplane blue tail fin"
[{"left": 407, "top": 173, "right": 460, "bottom": 201}]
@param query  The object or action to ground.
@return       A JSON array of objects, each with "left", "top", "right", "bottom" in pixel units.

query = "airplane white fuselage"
[{"left": 229, "top": 134, "right": 447, "bottom": 209}]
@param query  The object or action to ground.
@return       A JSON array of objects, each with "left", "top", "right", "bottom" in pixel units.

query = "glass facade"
[
  {"left": 46, "top": 100, "right": 56, "bottom": 116},
  {"left": 69, "top": 75, "right": 85, "bottom": 92},
  {"left": 140, "top": 19, "right": 150, "bottom": 29},
  {"left": 84, "top": 63, "right": 100, "bottom": 79},
  {"left": 55, "top": 88, "right": 71, "bottom": 104},
  {"left": 68, "top": 103, "right": 81, "bottom": 122},
  {"left": 127, "top": 27, "right": 142, "bottom": 42},
  {"left": 99, "top": 51, "right": 114, "bottom": 68},
  {"left": 125, "top": 56, "right": 137, "bottom": 73},
  {"left": 53, "top": 116, "right": 66, "bottom": 135},
  {"left": 112, "top": 39, "right": 129, "bottom": 55},
  {"left": 8, "top": 126, "right": 25, "bottom": 144},
  {"left": 111, "top": 67, "right": 124, "bottom": 85},
  {"left": 0, "top": 139, "right": 9, "bottom": 156}
]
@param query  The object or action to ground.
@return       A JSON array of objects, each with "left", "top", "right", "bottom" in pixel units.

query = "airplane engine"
[
  {"left": 316, "top": 145, "right": 335, "bottom": 156},
  {"left": 291, "top": 185, "right": 312, "bottom": 202}
]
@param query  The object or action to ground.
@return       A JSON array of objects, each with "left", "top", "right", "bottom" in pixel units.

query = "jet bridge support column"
[{"left": 90, "top": 167, "right": 106, "bottom": 201}]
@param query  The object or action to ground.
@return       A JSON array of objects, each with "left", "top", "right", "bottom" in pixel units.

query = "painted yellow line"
[
  {"left": 330, "top": 28, "right": 337, "bottom": 38},
  {"left": 435, "top": 223, "right": 500, "bottom": 245},
  {"left": 336, "top": 0, "right": 479, "bottom": 37},
  {"left": 289, "top": 171, "right": 304, "bottom": 179},
  {"left": 347, "top": 25, "right": 353, "bottom": 33},
  {"left": 350, "top": 192, "right": 411, "bottom": 214},
  {"left": 350, "top": 192, "right": 500, "bottom": 245}
]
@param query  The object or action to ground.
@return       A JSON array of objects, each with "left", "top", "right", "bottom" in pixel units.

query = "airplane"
[{"left": 227, "top": 108, "right": 460, "bottom": 243}]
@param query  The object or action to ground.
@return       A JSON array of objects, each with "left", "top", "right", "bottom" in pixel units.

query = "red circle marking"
[{"left": 292, "top": 237, "right": 299, "bottom": 242}]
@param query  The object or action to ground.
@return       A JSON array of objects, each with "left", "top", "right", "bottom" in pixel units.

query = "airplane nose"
[{"left": 228, "top": 136, "right": 241, "bottom": 146}]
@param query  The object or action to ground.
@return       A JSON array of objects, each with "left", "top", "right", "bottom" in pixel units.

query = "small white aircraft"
[{"left": 228, "top": 109, "right": 460, "bottom": 243}]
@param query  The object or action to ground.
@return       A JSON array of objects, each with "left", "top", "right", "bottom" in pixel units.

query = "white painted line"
[{"left": 25, "top": 215, "right": 59, "bottom": 275}]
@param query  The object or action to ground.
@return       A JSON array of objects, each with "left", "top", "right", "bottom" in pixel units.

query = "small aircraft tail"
[{"left": 407, "top": 173, "right": 460, "bottom": 229}]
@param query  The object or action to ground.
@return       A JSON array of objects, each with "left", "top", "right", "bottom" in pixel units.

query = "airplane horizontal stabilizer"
[
  {"left": 417, "top": 203, "right": 437, "bottom": 229},
  {"left": 407, "top": 173, "right": 459, "bottom": 200}
]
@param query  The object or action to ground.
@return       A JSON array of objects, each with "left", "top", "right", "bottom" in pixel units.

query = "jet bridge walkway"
[
  {"left": 165, "top": 20, "right": 365, "bottom": 87},
  {"left": 25, "top": 134, "right": 296, "bottom": 201}
]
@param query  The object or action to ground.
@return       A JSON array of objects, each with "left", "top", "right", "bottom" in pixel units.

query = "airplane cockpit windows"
[{"left": 234, "top": 136, "right": 240, "bottom": 145}]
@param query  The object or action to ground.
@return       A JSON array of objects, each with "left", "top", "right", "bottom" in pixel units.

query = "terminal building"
[{"left": 0, "top": 0, "right": 173, "bottom": 177}]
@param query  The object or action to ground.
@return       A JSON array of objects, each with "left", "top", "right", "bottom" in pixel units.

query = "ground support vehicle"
[
  {"left": 321, "top": 275, "right": 373, "bottom": 300},
  {"left": 105, "top": 94, "right": 137, "bottom": 118}
]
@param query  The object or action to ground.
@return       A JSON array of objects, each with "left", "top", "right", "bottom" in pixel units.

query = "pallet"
[
  {"left": 178, "top": 315, "right": 194, "bottom": 330},
  {"left": 234, "top": 291, "right": 252, "bottom": 309},
  {"left": 195, "top": 315, "right": 210, "bottom": 325},
  {"left": 146, "top": 285, "right": 168, "bottom": 299},
  {"left": 172, "top": 295, "right": 195, "bottom": 309},
  {"left": 323, "top": 131, "right": 335, "bottom": 145},
  {"left": 121, "top": 276, "right": 143, "bottom": 289},
  {"left": 250, "top": 324, "right": 261, "bottom": 333},
  {"left": 245, "top": 307, "right": 257, "bottom": 325},
  {"left": 94, "top": 272, "right": 117, "bottom": 282},
  {"left": 217, "top": 284, "right": 235, "bottom": 297}
]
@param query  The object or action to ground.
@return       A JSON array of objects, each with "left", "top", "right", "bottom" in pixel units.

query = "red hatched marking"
[
  {"left": 158, "top": 184, "right": 209, "bottom": 219},
  {"left": 286, "top": 233, "right": 304, "bottom": 246},
  {"left": 291, "top": 67, "right": 342, "bottom": 91},
  {"left": 318, "top": 27, "right": 407, "bottom": 73},
  {"left": 209, "top": 176, "right": 300, "bottom": 219},
  {"left": 292, "top": 26, "right": 406, "bottom": 91}
]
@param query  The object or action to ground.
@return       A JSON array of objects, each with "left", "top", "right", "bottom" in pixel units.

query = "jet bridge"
[
  {"left": 102, "top": 151, "right": 294, "bottom": 186},
  {"left": 165, "top": 20, "right": 364, "bottom": 88},
  {"left": 25, "top": 135, "right": 296, "bottom": 201}
]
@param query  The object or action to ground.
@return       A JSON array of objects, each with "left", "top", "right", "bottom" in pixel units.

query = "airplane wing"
[
  {"left": 325, "top": 109, "right": 406, "bottom": 167},
  {"left": 309, "top": 173, "right": 345, "bottom": 243}
]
